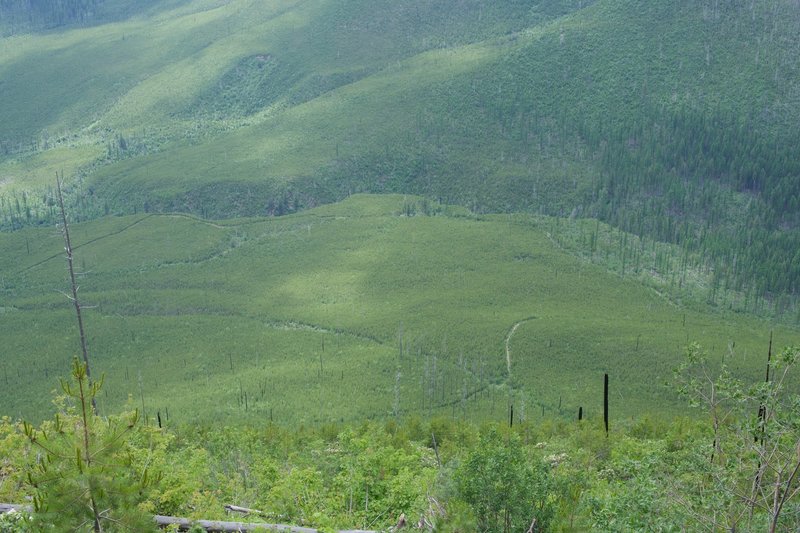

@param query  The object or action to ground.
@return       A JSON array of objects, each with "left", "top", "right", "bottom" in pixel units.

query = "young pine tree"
[{"left": 23, "top": 358, "right": 158, "bottom": 532}]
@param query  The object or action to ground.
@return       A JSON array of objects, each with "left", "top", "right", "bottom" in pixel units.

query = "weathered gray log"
[
  {"left": 224, "top": 504, "right": 265, "bottom": 516},
  {"left": 154, "top": 514, "right": 319, "bottom": 532},
  {"left": 154, "top": 516, "right": 376, "bottom": 533},
  {"left": 0, "top": 503, "right": 30, "bottom": 513},
  {"left": 2, "top": 504, "right": 376, "bottom": 533}
]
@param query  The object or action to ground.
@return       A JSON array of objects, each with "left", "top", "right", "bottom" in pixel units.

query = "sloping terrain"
[
  {"left": 1, "top": 195, "right": 793, "bottom": 424},
  {"left": 2, "top": 0, "right": 799, "bottom": 302},
  {"left": 1, "top": 2, "right": 799, "bottom": 426}
]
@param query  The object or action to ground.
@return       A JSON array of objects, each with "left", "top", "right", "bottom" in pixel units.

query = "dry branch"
[
  {"left": 223, "top": 504, "right": 264, "bottom": 516},
  {"left": 154, "top": 514, "right": 319, "bottom": 532},
  {"left": 0, "top": 503, "right": 30, "bottom": 513}
]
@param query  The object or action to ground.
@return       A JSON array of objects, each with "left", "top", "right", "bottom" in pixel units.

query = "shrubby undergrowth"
[{"left": 1, "top": 345, "right": 799, "bottom": 532}]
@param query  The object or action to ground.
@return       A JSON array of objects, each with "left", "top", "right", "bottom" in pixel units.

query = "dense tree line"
[
  {"left": 0, "top": 0, "right": 99, "bottom": 32},
  {"left": 580, "top": 104, "right": 800, "bottom": 300}
]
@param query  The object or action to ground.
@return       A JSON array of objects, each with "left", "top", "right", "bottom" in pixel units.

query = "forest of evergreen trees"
[
  {"left": 580, "top": 104, "right": 800, "bottom": 301},
  {"left": 0, "top": 0, "right": 99, "bottom": 33}
]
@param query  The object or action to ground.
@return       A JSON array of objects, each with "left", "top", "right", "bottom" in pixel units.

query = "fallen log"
[
  {"left": 155, "top": 514, "right": 376, "bottom": 532},
  {"left": 0, "top": 503, "right": 30, "bottom": 513},
  {"left": 2, "top": 504, "right": 376, "bottom": 533},
  {"left": 154, "top": 514, "right": 319, "bottom": 532},
  {"left": 224, "top": 504, "right": 265, "bottom": 516}
]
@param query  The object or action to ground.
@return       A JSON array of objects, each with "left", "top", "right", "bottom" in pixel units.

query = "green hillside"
[
  {"left": 3, "top": 4, "right": 800, "bottom": 530},
  {"left": 1, "top": 0, "right": 799, "bottom": 309},
  {"left": 0, "top": 195, "right": 793, "bottom": 425}
]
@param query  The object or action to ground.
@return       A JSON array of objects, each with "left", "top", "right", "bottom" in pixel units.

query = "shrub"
[{"left": 455, "top": 428, "right": 554, "bottom": 532}]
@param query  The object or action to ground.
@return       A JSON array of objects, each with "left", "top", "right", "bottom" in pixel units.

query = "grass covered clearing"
[{"left": 1, "top": 195, "right": 794, "bottom": 425}]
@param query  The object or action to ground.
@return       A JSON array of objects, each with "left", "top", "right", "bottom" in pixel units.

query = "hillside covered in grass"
[
  {"left": 3, "top": 3, "right": 800, "bottom": 529},
  {"left": 1, "top": 0, "right": 800, "bottom": 307},
  {"left": 0, "top": 195, "right": 794, "bottom": 425}
]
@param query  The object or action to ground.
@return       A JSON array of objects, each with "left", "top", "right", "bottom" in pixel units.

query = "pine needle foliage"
[{"left": 22, "top": 358, "right": 158, "bottom": 532}]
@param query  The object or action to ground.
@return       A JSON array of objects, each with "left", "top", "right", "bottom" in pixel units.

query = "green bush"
[{"left": 455, "top": 428, "right": 554, "bottom": 532}]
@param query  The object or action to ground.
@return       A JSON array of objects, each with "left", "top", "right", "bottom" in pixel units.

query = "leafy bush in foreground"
[
  {"left": 454, "top": 428, "right": 553, "bottom": 532},
  {"left": 1, "top": 343, "right": 798, "bottom": 531}
]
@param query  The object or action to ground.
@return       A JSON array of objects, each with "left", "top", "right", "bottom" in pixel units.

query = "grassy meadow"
[{"left": 1, "top": 195, "right": 794, "bottom": 426}]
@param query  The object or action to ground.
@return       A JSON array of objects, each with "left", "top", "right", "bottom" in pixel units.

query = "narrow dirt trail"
[
  {"left": 162, "top": 213, "right": 228, "bottom": 229},
  {"left": 504, "top": 317, "right": 536, "bottom": 378}
]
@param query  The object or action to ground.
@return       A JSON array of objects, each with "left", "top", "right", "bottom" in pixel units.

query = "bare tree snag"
[
  {"left": 56, "top": 173, "right": 97, "bottom": 415},
  {"left": 603, "top": 373, "right": 609, "bottom": 436}
]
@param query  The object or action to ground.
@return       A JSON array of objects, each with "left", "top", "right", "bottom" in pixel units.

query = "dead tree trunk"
[{"left": 56, "top": 174, "right": 96, "bottom": 415}]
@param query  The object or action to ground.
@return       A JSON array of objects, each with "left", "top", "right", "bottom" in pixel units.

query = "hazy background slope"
[{"left": 1, "top": 0, "right": 800, "bottom": 305}]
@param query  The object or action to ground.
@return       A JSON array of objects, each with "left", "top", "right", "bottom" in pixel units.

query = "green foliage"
[
  {"left": 1, "top": 196, "right": 797, "bottom": 426},
  {"left": 435, "top": 500, "right": 477, "bottom": 533},
  {"left": 22, "top": 358, "right": 157, "bottom": 532},
  {"left": 326, "top": 427, "right": 437, "bottom": 529},
  {"left": 0, "top": 362, "right": 795, "bottom": 531},
  {"left": 265, "top": 467, "right": 335, "bottom": 530},
  {"left": 455, "top": 428, "right": 554, "bottom": 532},
  {"left": 127, "top": 429, "right": 212, "bottom": 519},
  {"left": 2, "top": 0, "right": 800, "bottom": 305},
  {"left": 671, "top": 344, "right": 800, "bottom": 532},
  {"left": 0, "top": 418, "right": 27, "bottom": 503},
  {"left": 159, "top": 421, "right": 440, "bottom": 531},
  {"left": 0, "top": 508, "right": 32, "bottom": 533}
]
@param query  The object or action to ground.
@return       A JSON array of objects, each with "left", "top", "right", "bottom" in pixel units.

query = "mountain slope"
[
  {"left": 1, "top": 195, "right": 793, "bottom": 424},
  {"left": 1, "top": 0, "right": 800, "bottom": 303}
]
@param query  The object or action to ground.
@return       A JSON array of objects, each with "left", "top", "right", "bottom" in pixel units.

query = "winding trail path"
[{"left": 504, "top": 316, "right": 536, "bottom": 378}]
